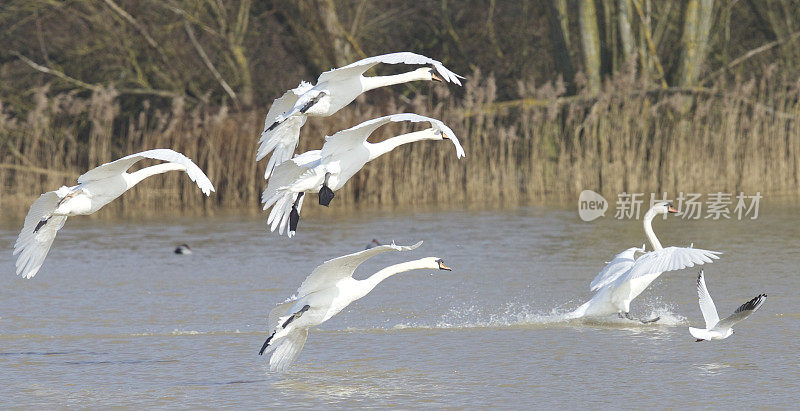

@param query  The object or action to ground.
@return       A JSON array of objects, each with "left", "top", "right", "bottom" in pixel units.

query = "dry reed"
[{"left": 1, "top": 69, "right": 799, "bottom": 220}]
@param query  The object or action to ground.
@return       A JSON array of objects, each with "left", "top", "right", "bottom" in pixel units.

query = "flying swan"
[
  {"left": 14, "top": 149, "right": 215, "bottom": 279},
  {"left": 569, "top": 202, "right": 722, "bottom": 322},
  {"left": 256, "top": 52, "right": 463, "bottom": 178},
  {"left": 258, "top": 241, "right": 452, "bottom": 372},
  {"left": 689, "top": 270, "right": 766, "bottom": 341},
  {"left": 261, "top": 113, "right": 465, "bottom": 237}
]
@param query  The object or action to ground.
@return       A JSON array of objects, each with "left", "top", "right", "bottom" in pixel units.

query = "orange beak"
[
  {"left": 668, "top": 205, "right": 679, "bottom": 213},
  {"left": 431, "top": 71, "right": 445, "bottom": 83}
]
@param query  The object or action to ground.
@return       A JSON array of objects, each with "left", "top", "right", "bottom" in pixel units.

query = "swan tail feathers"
[
  {"left": 264, "top": 190, "right": 300, "bottom": 237},
  {"left": 258, "top": 116, "right": 305, "bottom": 178},
  {"left": 566, "top": 301, "right": 591, "bottom": 320},
  {"left": 268, "top": 329, "right": 309, "bottom": 372}
]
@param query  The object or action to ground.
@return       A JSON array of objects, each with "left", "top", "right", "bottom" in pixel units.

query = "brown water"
[{"left": 0, "top": 204, "right": 797, "bottom": 408}]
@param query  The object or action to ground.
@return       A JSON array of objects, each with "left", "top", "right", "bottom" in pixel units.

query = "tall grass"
[{"left": 1, "top": 69, "right": 799, "bottom": 220}]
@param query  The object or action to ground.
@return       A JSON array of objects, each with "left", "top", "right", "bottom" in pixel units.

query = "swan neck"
[
  {"left": 125, "top": 163, "right": 186, "bottom": 189},
  {"left": 361, "top": 71, "right": 428, "bottom": 91},
  {"left": 368, "top": 129, "right": 438, "bottom": 160},
  {"left": 643, "top": 209, "right": 663, "bottom": 251},
  {"left": 360, "top": 260, "right": 432, "bottom": 294}
]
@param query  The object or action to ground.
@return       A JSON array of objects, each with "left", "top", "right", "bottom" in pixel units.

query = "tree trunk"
[
  {"left": 677, "top": 0, "right": 715, "bottom": 87},
  {"left": 318, "top": 0, "right": 354, "bottom": 67},
  {"left": 555, "top": 0, "right": 571, "bottom": 48},
  {"left": 547, "top": 0, "right": 576, "bottom": 94},
  {"left": 618, "top": 0, "right": 636, "bottom": 65},
  {"left": 230, "top": 0, "right": 253, "bottom": 107},
  {"left": 579, "top": 0, "right": 602, "bottom": 94}
]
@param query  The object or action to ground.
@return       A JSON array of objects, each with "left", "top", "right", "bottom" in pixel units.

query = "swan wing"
[
  {"left": 261, "top": 150, "right": 320, "bottom": 237},
  {"left": 267, "top": 300, "right": 296, "bottom": 332},
  {"left": 321, "top": 113, "right": 465, "bottom": 159},
  {"left": 317, "top": 52, "right": 463, "bottom": 85},
  {"left": 319, "top": 116, "right": 395, "bottom": 158},
  {"left": 269, "top": 328, "right": 309, "bottom": 372},
  {"left": 14, "top": 190, "right": 70, "bottom": 279},
  {"left": 77, "top": 149, "right": 215, "bottom": 195},
  {"left": 712, "top": 294, "right": 767, "bottom": 332},
  {"left": 589, "top": 246, "right": 642, "bottom": 291},
  {"left": 618, "top": 246, "right": 722, "bottom": 284},
  {"left": 696, "top": 270, "right": 720, "bottom": 329},
  {"left": 257, "top": 85, "right": 312, "bottom": 177},
  {"left": 295, "top": 241, "right": 423, "bottom": 297}
]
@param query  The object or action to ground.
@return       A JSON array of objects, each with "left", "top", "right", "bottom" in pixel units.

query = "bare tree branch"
[
  {"left": 182, "top": 18, "right": 240, "bottom": 107},
  {"left": 12, "top": 51, "right": 187, "bottom": 99},
  {"left": 101, "top": 0, "right": 159, "bottom": 49},
  {"left": 701, "top": 30, "right": 800, "bottom": 84},
  {"left": 13, "top": 51, "right": 101, "bottom": 91},
  {"left": 631, "top": 0, "right": 669, "bottom": 88}
]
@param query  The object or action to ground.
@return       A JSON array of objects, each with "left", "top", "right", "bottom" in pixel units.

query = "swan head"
[
  {"left": 410, "top": 67, "right": 444, "bottom": 82},
  {"left": 416, "top": 257, "right": 452, "bottom": 271},
  {"left": 428, "top": 67, "right": 445, "bottom": 82},
  {"left": 652, "top": 201, "right": 679, "bottom": 215}
]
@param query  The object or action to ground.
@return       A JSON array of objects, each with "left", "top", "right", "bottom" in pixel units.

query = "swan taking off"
[
  {"left": 689, "top": 270, "right": 766, "bottom": 341},
  {"left": 570, "top": 202, "right": 722, "bottom": 322},
  {"left": 256, "top": 52, "right": 463, "bottom": 178},
  {"left": 261, "top": 113, "right": 465, "bottom": 237},
  {"left": 14, "top": 149, "right": 215, "bottom": 279},
  {"left": 258, "top": 241, "right": 452, "bottom": 372}
]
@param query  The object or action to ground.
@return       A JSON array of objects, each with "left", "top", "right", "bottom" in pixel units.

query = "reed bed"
[{"left": 1, "top": 69, "right": 799, "bottom": 220}]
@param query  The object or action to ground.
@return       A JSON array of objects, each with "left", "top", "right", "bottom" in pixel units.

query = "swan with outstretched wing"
[
  {"left": 261, "top": 113, "right": 465, "bottom": 238},
  {"left": 258, "top": 241, "right": 452, "bottom": 372},
  {"left": 14, "top": 149, "right": 214, "bottom": 279},
  {"left": 257, "top": 52, "right": 463, "bottom": 178},
  {"left": 570, "top": 202, "right": 721, "bottom": 322}
]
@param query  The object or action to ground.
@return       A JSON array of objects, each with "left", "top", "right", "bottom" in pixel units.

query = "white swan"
[
  {"left": 256, "top": 52, "right": 463, "bottom": 178},
  {"left": 261, "top": 113, "right": 465, "bottom": 237},
  {"left": 14, "top": 149, "right": 215, "bottom": 279},
  {"left": 689, "top": 270, "right": 767, "bottom": 341},
  {"left": 570, "top": 202, "right": 722, "bottom": 322},
  {"left": 258, "top": 241, "right": 451, "bottom": 372}
]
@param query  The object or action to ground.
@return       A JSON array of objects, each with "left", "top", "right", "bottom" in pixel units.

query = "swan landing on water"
[
  {"left": 258, "top": 241, "right": 452, "bottom": 372},
  {"left": 689, "top": 270, "right": 766, "bottom": 341},
  {"left": 13, "top": 149, "right": 215, "bottom": 279},
  {"left": 568, "top": 202, "right": 722, "bottom": 323}
]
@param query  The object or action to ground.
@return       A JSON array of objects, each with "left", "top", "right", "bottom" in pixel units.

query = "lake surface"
[{"left": 0, "top": 204, "right": 797, "bottom": 408}]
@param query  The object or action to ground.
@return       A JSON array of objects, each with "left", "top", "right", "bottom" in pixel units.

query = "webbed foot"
[
  {"left": 266, "top": 120, "right": 281, "bottom": 131},
  {"left": 259, "top": 334, "right": 274, "bottom": 355},
  {"left": 640, "top": 316, "right": 660, "bottom": 324},
  {"left": 289, "top": 193, "right": 303, "bottom": 232},
  {"left": 318, "top": 186, "right": 335, "bottom": 207},
  {"left": 622, "top": 312, "right": 659, "bottom": 323},
  {"left": 282, "top": 305, "right": 310, "bottom": 328},
  {"left": 289, "top": 208, "right": 300, "bottom": 232}
]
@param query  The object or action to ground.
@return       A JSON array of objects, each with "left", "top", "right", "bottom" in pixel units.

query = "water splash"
[{"left": 389, "top": 300, "right": 687, "bottom": 331}]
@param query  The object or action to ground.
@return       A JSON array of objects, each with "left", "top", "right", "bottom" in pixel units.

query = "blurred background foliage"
[{"left": 1, "top": 0, "right": 800, "bottom": 215}]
